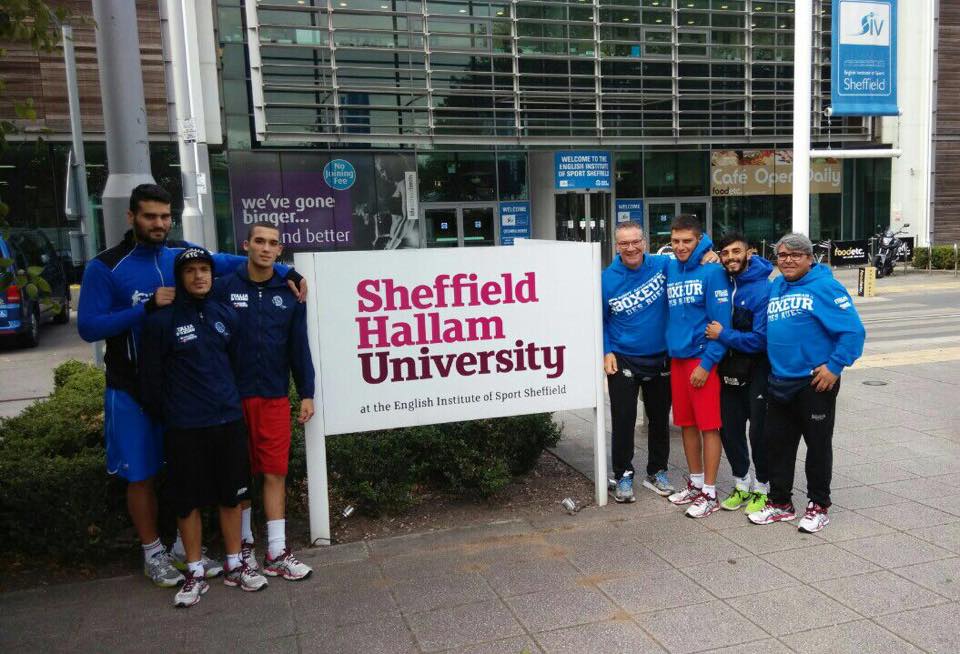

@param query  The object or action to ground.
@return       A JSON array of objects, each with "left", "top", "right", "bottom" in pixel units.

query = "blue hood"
[
  {"left": 737, "top": 254, "right": 774, "bottom": 284},
  {"left": 716, "top": 254, "right": 774, "bottom": 355}
]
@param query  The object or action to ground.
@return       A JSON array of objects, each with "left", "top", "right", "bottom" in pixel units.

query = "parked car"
[{"left": 0, "top": 229, "right": 71, "bottom": 347}]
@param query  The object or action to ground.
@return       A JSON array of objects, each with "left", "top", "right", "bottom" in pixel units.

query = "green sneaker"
[
  {"left": 720, "top": 488, "right": 751, "bottom": 511},
  {"left": 745, "top": 491, "right": 768, "bottom": 514}
]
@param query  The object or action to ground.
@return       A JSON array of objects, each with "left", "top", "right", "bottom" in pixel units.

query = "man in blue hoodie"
[
  {"left": 78, "top": 184, "right": 306, "bottom": 587},
  {"left": 664, "top": 215, "right": 732, "bottom": 519},
  {"left": 749, "top": 233, "right": 865, "bottom": 533},
  {"left": 140, "top": 247, "right": 270, "bottom": 607},
  {"left": 216, "top": 221, "right": 315, "bottom": 581},
  {"left": 603, "top": 221, "right": 674, "bottom": 502},
  {"left": 704, "top": 233, "right": 773, "bottom": 515}
]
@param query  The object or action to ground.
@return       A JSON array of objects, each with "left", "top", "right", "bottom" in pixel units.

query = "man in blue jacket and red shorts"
[{"left": 217, "top": 221, "right": 316, "bottom": 580}]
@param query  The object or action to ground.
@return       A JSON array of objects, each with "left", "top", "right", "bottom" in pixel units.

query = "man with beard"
[
  {"left": 704, "top": 233, "right": 774, "bottom": 515},
  {"left": 78, "top": 184, "right": 305, "bottom": 587}
]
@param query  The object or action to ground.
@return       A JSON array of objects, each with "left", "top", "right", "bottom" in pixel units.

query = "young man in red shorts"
[
  {"left": 663, "top": 215, "right": 732, "bottom": 518},
  {"left": 216, "top": 221, "right": 316, "bottom": 580}
]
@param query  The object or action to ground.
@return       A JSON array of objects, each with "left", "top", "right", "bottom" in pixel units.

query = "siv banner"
[
  {"left": 897, "top": 236, "right": 915, "bottom": 262},
  {"left": 831, "top": 0, "right": 899, "bottom": 116},
  {"left": 831, "top": 239, "right": 871, "bottom": 266}
]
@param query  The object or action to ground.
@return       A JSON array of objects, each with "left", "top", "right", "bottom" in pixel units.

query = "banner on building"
[
  {"left": 555, "top": 151, "right": 611, "bottom": 190},
  {"left": 831, "top": 0, "right": 899, "bottom": 116},
  {"left": 831, "top": 239, "right": 871, "bottom": 265},
  {"left": 710, "top": 150, "right": 842, "bottom": 197},
  {"left": 229, "top": 151, "right": 419, "bottom": 252}
]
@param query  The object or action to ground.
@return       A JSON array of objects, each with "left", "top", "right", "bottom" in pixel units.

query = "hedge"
[
  {"left": 912, "top": 246, "right": 959, "bottom": 270},
  {"left": 0, "top": 361, "right": 561, "bottom": 558}
]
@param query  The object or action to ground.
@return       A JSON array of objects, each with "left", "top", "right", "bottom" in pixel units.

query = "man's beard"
[
  {"left": 724, "top": 255, "right": 749, "bottom": 275},
  {"left": 133, "top": 222, "right": 169, "bottom": 244}
]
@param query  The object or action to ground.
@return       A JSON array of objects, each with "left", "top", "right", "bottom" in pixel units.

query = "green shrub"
[
  {"left": 53, "top": 359, "right": 98, "bottom": 391},
  {"left": 912, "top": 246, "right": 959, "bottom": 270}
]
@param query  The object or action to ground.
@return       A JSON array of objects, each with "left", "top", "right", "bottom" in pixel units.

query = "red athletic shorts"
[
  {"left": 670, "top": 358, "right": 722, "bottom": 431},
  {"left": 241, "top": 397, "right": 292, "bottom": 476}
]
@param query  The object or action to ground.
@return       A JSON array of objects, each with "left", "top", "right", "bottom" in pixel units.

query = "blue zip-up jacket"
[
  {"left": 214, "top": 268, "right": 315, "bottom": 400},
  {"left": 766, "top": 263, "right": 866, "bottom": 378},
  {"left": 717, "top": 255, "right": 773, "bottom": 355},
  {"left": 77, "top": 231, "right": 289, "bottom": 399},
  {"left": 602, "top": 253, "right": 669, "bottom": 357},
  {"left": 139, "top": 292, "right": 243, "bottom": 430},
  {"left": 665, "top": 234, "right": 732, "bottom": 371}
]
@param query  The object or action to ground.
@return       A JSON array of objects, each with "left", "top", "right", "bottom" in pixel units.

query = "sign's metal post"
[
  {"left": 792, "top": 0, "right": 813, "bottom": 236},
  {"left": 296, "top": 252, "right": 332, "bottom": 546},
  {"left": 591, "top": 242, "right": 607, "bottom": 507},
  {"left": 954, "top": 243, "right": 958, "bottom": 277}
]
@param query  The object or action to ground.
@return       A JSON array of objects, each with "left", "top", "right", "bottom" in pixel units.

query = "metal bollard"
[{"left": 955, "top": 243, "right": 958, "bottom": 277}]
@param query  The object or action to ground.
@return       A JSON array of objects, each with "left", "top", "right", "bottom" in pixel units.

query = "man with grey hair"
[
  {"left": 602, "top": 221, "right": 674, "bottom": 501},
  {"left": 749, "top": 232, "right": 865, "bottom": 533}
]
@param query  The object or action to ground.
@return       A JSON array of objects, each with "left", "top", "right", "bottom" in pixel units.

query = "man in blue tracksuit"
[
  {"left": 603, "top": 221, "right": 674, "bottom": 502},
  {"left": 664, "top": 214, "right": 731, "bottom": 519},
  {"left": 749, "top": 233, "right": 865, "bottom": 534},
  {"left": 705, "top": 233, "right": 774, "bottom": 515},
  {"left": 77, "top": 184, "right": 304, "bottom": 587},
  {"left": 215, "top": 221, "right": 315, "bottom": 581},
  {"left": 140, "top": 247, "right": 269, "bottom": 607}
]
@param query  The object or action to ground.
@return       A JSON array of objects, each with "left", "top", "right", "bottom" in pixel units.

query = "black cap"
[{"left": 174, "top": 246, "right": 214, "bottom": 285}]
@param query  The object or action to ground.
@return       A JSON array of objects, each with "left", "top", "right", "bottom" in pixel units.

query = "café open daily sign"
[
  {"left": 294, "top": 243, "right": 607, "bottom": 543},
  {"left": 831, "top": 0, "right": 899, "bottom": 116}
]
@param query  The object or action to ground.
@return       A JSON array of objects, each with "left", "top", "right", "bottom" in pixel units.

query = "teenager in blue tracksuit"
[
  {"left": 602, "top": 221, "right": 674, "bottom": 502},
  {"left": 705, "top": 233, "right": 774, "bottom": 514},
  {"left": 663, "top": 215, "right": 731, "bottom": 519},
  {"left": 140, "top": 247, "right": 269, "bottom": 607},
  {"left": 749, "top": 233, "right": 865, "bottom": 534},
  {"left": 214, "top": 221, "right": 315, "bottom": 580},
  {"left": 76, "top": 184, "right": 303, "bottom": 586}
]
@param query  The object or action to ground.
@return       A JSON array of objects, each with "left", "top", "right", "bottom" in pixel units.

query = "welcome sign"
[
  {"left": 300, "top": 245, "right": 600, "bottom": 435},
  {"left": 831, "top": 0, "right": 899, "bottom": 116}
]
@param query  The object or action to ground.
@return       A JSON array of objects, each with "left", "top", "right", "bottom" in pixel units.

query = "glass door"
[
  {"left": 555, "top": 192, "right": 613, "bottom": 266},
  {"left": 424, "top": 207, "right": 459, "bottom": 248},
  {"left": 645, "top": 198, "right": 712, "bottom": 253},
  {"left": 422, "top": 204, "right": 498, "bottom": 247},
  {"left": 462, "top": 206, "right": 496, "bottom": 247}
]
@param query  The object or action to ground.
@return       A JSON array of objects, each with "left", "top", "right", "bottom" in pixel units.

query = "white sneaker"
[
  {"left": 144, "top": 550, "right": 185, "bottom": 588},
  {"left": 748, "top": 502, "right": 797, "bottom": 525},
  {"left": 264, "top": 548, "right": 313, "bottom": 581},
  {"left": 241, "top": 540, "right": 260, "bottom": 571},
  {"left": 797, "top": 501, "right": 830, "bottom": 533},
  {"left": 685, "top": 493, "right": 719, "bottom": 519},
  {"left": 668, "top": 480, "right": 701, "bottom": 506},
  {"left": 174, "top": 575, "right": 209, "bottom": 608},
  {"left": 224, "top": 562, "right": 269, "bottom": 592}
]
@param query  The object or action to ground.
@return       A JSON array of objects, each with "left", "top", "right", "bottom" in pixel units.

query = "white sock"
[
  {"left": 142, "top": 538, "right": 164, "bottom": 562},
  {"left": 752, "top": 480, "right": 770, "bottom": 495},
  {"left": 241, "top": 507, "right": 254, "bottom": 544},
  {"left": 172, "top": 532, "right": 186, "bottom": 558},
  {"left": 702, "top": 484, "right": 717, "bottom": 499},
  {"left": 734, "top": 475, "right": 751, "bottom": 492},
  {"left": 226, "top": 553, "right": 241, "bottom": 571},
  {"left": 690, "top": 473, "right": 704, "bottom": 489},
  {"left": 267, "top": 519, "right": 286, "bottom": 559},
  {"left": 187, "top": 560, "right": 204, "bottom": 579}
]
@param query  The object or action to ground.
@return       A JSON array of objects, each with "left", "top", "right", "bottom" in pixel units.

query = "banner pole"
[
  {"left": 793, "top": 0, "right": 813, "bottom": 236},
  {"left": 591, "top": 243, "right": 608, "bottom": 507},
  {"left": 294, "top": 253, "right": 332, "bottom": 546}
]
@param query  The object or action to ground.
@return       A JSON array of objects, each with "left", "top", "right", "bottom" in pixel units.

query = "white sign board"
[{"left": 294, "top": 242, "right": 607, "bottom": 544}]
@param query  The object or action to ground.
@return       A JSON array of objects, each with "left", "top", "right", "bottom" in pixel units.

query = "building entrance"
[
  {"left": 421, "top": 203, "right": 498, "bottom": 248},
  {"left": 555, "top": 192, "right": 613, "bottom": 266},
  {"left": 645, "top": 198, "right": 712, "bottom": 253}
]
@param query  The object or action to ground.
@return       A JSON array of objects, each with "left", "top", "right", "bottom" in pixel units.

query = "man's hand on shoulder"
[
  {"left": 298, "top": 398, "right": 315, "bottom": 424},
  {"left": 700, "top": 250, "right": 720, "bottom": 264},
  {"left": 284, "top": 269, "right": 308, "bottom": 303}
]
